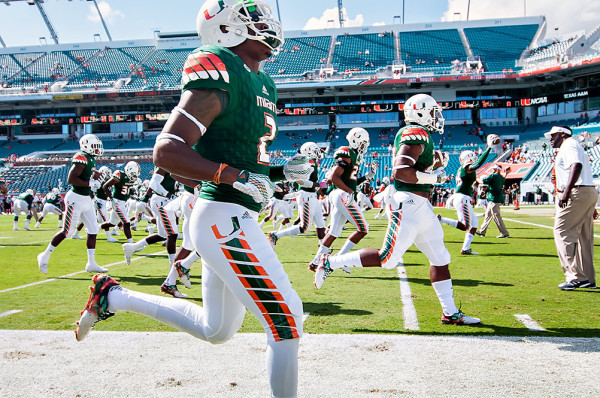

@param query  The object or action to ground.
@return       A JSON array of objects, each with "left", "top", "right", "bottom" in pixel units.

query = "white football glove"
[
  {"left": 232, "top": 171, "right": 275, "bottom": 204},
  {"left": 89, "top": 179, "right": 101, "bottom": 191},
  {"left": 433, "top": 168, "right": 447, "bottom": 184},
  {"left": 365, "top": 162, "right": 378, "bottom": 179},
  {"left": 342, "top": 191, "right": 356, "bottom": 207},
  {"left": 283, "top": 154, "right": 312, "bottom": 181},
  {"left": 297, "top": 180, "right": 314, "bottom": 188}
]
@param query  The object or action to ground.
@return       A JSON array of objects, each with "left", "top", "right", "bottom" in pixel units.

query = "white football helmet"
[
  {"left": 26, "top": 189, "right": 34, "bottom": 195},
  {"left": 346, "top": 128, "right": 370, "bottom": 157},
  {"left": 124, "top": 161, "right": 141, "bottom": 180},
  {"left": 459, "top": 150, "right": 478, "bottom": 166},
  {"left": 79, "top": 134, "right": 104, "bottom": 156},
  {"left": 404, "top": 94, "right": 445, "bottom": 134},
  {"left": 382, "top": 176, "right": 390, "bottom": 186},
  {"left": 196, "top": 0, "right": 284, "bottom": 51},
  {"left": 300, "top": 142, "right": 322, "bottom": 160},
  {"left": 52, "top": 188, "right": 60, "bottom": 195},
  {"left": 98, "top": 166, "right": 112, "bottom": 181}
]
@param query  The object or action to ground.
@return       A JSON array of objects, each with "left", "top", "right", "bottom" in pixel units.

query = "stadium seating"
[
  {"left": 263, "top": 36, "right": 332, "bottom": 78},
  {"left": 331, "top": 33, "right": 395, "bottom": 74},
  {"left": 464, "top": 24, "right": 539, "bottom": 72},
  {"left": 127, "top": 48, "right": 190, "bottom": 90},
  {"left": 0, "top": 139, "right": 64, "bottom": 159},
  {"left": 399, "top": 29, "right": 466, "bottom": 74}
]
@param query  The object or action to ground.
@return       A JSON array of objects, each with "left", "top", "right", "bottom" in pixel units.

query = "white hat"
[{"left": 544, "top": 126, "right": 572, "bottom": 139}]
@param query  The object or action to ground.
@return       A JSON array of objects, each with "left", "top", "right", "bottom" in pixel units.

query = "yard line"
[
  {"left": 397, "top": 264, "right": 420, "bottom": 331},
  {"left": 0, "top": 250, "right": 167, "bottom": 294},
  {"left": 0, "top": 309, "right": 23, "bottom": 318},
  {"left": 504, "top": 217, "right": 600, "bottom": 239},
  {"left": 514, "top": 314, "right": 546, "bottom": 332},
  {"left": 0, "top": 239, "right": 52, "bottom": 248}
]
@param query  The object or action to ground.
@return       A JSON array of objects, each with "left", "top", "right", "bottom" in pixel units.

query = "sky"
[{"left": 0, "top": 0, "right": 599, "bottom": 48}]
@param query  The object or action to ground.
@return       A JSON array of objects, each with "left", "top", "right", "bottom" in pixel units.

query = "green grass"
[{"left": 1, "top": 205, "right": 599, "bottom": 337}]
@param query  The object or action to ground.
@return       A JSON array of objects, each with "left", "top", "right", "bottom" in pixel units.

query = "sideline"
[
  {"left": 0, "top": 250, "right": 168, "bottom": 294},
  {"left": 504, "top": 217, "right": 600, "bottom": 239},
  {"left": 397, "top": 264, "right": 419, "bottom": 330}
]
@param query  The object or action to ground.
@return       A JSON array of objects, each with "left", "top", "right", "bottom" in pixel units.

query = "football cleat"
[
  {"left": 314, "top": 253, "right": 333, "bottom": 290},
  {"left": 308, "top": 262, "right": 318, "bottom": 272},
  {"left": 34, "top": 222, "right": 41, "bottom": 229},
  {"left": 174, "top": 261, "right": 192, "bottom": 289},
  {"left": 437, "top": 214, "right": 442, "bottom": 222},
  {"left": 13, "top": 227, "right": 19, "bottom": 231},
  {"left": 85, "top": 263, "right": 108, "bottom": 273},
  {"left": 75, "top": 274, "right": 119, "bottom": 341},
  {"left": 341, "top": 266, "right": 352, "bottom": 274},
  {"left": 160, "top": 283, "right": 188, "bottom": 298},
  {"left": 441, "top": 310, "right": 481, "bottom": 325},
  {"left": 460, "top": 249, "right": 479, "bottom": 255},
  {"left": 106, "top": 236, "right": 119, "bottom": 243},
  {"left": 37, "top": 252, "right": 49, "bottom": 274},
  {"left": 496, "top": 234, "right": 510, "bottom": 238},
  {"left": 24, "top": 226, "right": 32, "bottom": 231},
  {"left": 475, "top": 231, "right": 485, "bottom": 237},
  {"left": 267, "top": 232, "right": 279, "bottom": 247},
  {"left": 122, "top": 243, "right": 136, "bottom": 265},
  {"left": 71, "top": 233, "right": 83, "bottom": 240}
]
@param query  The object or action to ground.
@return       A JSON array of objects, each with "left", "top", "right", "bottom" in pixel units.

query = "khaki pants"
[
  {"left": 554, "top": 186, "right": 598, "bottom": 283},
  {"left": 479, "top": 202, "right": 509, "bottom": 237}
]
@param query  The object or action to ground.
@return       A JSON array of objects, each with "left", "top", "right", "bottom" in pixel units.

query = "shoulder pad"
[
  {"left": 334, "top": 146, "right": 352, "bottom": 159},
  {"left": 400, "top": 127, "right": 430, "bottom": 144},
  {"left": 182, "top": 50, "right": 230, "bottom": 85},
  {"left": 113, "top": 171, "right": 122, "bottom": 179},
  {"left": 72, "top": 153, "right": 88, "bottom": 164}
]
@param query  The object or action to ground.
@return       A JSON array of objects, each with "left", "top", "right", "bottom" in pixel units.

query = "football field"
[{"left": 1, "top": 205, "right": 600, "bottom": 397}]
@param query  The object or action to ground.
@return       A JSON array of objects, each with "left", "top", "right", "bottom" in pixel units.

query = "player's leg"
[
  {"left": 459, "top": 200, "right": 479, "bottom": 255},
  {"left": 337, "top": 195, "right": 369, "bottom": 255},
  {"left": 79, "top": 198, "right": 106, "bottom": 273},
  {"left": 113, "top": 199, "right": 133, "bottom": 242},
  {"left": 310, "top": 191, "right": 346, "bottom": 269}
]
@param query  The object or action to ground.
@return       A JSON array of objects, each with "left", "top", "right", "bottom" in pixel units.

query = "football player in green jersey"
[
  {"left": 37, "top": 134, "right": 107, "bottom": 274},
  {"left": 13, "top": 189, "right": 36, "bottom": 230},
  {"left": 100, "top": 161, "right": 140, "bottom": 244},
  {"left": 437, "top": 137, "right": 494, "bottom": 255},
  {"left": 314, "top": 94, "right": 481, "bottom": 326},
  {"left": 75, "top": 2, "right": 307, "bottom": 397},
  {"left": 35, "top": 188, "right": 63, "bottom": 229},
  {"left": 268, "top": 142, "right": 328, "bottom": 246},
  {"left": 309, "top": 127, "right": 376, "bottom": 270}
]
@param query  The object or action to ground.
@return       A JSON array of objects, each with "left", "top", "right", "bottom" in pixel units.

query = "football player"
[
  {"left": 437, "top": 138, "right": 494, "bottom": 255},
  {"left": 91, "top": 166, "right": 117, "bottom": 242},
  {"left": 309, "top": 127, "right": 376, "bottom": 270},
  {"left": 37, "top": 134, "right": 107, "bottom": 274},
  {"left": 13, "top": 189, "right": 36, "bottom": 230},
  {"left": 35, "top": 188, "right": 63, "bottom": 229},
  {"left": 100, "top": 161, "right": 140, "bottom": 243},
  {"left": 74, "top": 2, "right": 306, "bottom": 397},
  {"left": 313, "top": 94, "right": 481, "bottom": 326},
  {"left": 268, "top": 142, "right": 327, "bottom": 246},
  {"left": 259, "top": 181, "right": 292, "bottom": 230}
]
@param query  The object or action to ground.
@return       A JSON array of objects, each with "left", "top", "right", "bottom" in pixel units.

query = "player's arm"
[
  {"left": 102, "top": 177, "right": 118, "bottom": 199},
  {"left": 465, "top": 147, "right": 491, "bottom": 173},
  {"left": 67, "top": 163, "right": 90, "bottom": 187},
  {"left": 154, "top": 89, "right": 241, "bottom": 185},
  {"left": 329, "top": 159, "right": 353, "bottom": 194},
  {"left": 392, "top": 144, "right": 426, "bottom": 183}
]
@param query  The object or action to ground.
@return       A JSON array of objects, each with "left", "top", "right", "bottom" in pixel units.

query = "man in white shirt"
[{"left": 546, "top": 126, "right": 598, "bottom": 290}]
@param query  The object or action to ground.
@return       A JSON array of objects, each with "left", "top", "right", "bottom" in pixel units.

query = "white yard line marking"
[
  {"left": 302, "top": 312, "right": 310, "bottom": 322},
  {"left": 515, "top": 314, "right": 546, "bottom": 332},
  {"left": 0, "top": 309, "right": 23, "bottom": 318},
  {"left": 0, "top": 239, "right": 52, "bottom": 248},
  {"left": 397, "top": 264, "right": 420, "bottom": 331},
  {"left": 0, "top": 250, "right": 167, "bottom": 294},
  {"left": 504, "top": 217, "right": 600, "bottom": 239}
]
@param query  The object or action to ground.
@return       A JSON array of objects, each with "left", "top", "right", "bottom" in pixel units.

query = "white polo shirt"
[{"left": 554, "top": 137, "right": 594, "bottom": 191}]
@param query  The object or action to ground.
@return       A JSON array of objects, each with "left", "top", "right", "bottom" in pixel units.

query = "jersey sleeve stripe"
[
  {"left": 73, "top": 154, "right": 88, "bottom": 163},
  {"left": 183, "top": 54, "right": 210, "bottom": 82},
  {"left": 205, "top": 53, "right": 230, "bottom": 83}
]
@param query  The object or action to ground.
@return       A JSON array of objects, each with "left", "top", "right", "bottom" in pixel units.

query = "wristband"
[{"left": 213, "top": 163, "right": 228, "bottom": 184}]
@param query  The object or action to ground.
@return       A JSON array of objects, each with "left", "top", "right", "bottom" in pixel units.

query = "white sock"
[
  {"left": 24, "top": 219, "right": 30, "bottom": 227},
  {"left": 311, "top": 245, "right": 331, "bottom": 265},
  {"left": 439, "top": 216, "right": 458, "bottom": 229},
  {"left": 168, "top": 253, "right": 175, "bottom": 266},
  {"left": 181, "top": 251, "right": 201, "bottom": 269},
  {"left": 432, "top": 279, "right": 458, "bottom": 316},
  {"left": 267, "top": 338, "right": 299, "bottom": 398},
  {"left": 13, "top": 221, "right": 18, "bottom": 228},
  {"left": 107, "top": 287, "right": 210, "bottom": 340},
  {"left": 45, "top": 243, "right": 56, "bottom": 254},
  {"left": 86, "top": 248, "right": 96, "bottom": 265},
  {"left": 337, "top": 240, "right": 356, "bottom": 255},
  {"left": 259, "top": 218, "right": 266, "bottom": 227},
  {"left": 134, "top": 239, "right": 149, "bottom": 251},
  {"left": 462, "top": 233, "right": 474, "bottom": 251},
  {"left": 328, "top": 251, "right": 363, "bottom": 270},
  {"left": 127, "top": 238, "right": 134, "bottom": 244},
  {"left": 276, "top": 225, "right": 300, "bottom": 238},
  {"left": 164, "top": 263, "right": 179, "bottom": 286},
  {"left": 105, "top": 230, "right": 112, "bottom": 238}
]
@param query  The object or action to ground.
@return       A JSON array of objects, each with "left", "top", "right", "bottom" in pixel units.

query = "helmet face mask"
[
  {"left": 197, "top": 0, "right": 284, "bottom": 51},
  {"left": 79, "top": 134, "right": 104, "bottom": 156},
  {"left": 459, "top": 150, "right": 478, "bottom": 166},
  {"left": 124, "top": 161, "right": 140, "bottom": 180},
  {"left": 404, "top": 94, "right": 445, "bottom": 134},
  {"left": 300, "top": 142, "right": 322, "bottom": 160}
]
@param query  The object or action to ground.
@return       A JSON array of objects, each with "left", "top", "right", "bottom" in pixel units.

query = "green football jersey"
[
  {"left": 333, "top": 146, "right": 359, "bottom": 193},
  {"left": 17, "top": 192, "right": 34, "bottom": 206},
  {"left": 393, "top": 125, "right": 435, "bottom": 193},
  {"left": 111, "top": 170, "right": 135, "bottom": 201},
  {"left": 153, "top": 168, "right": 177, "bottom": 197},
  {"left": 94, "top": 173, "right": 110, "bottom": 200},
  {"left": 45, "top": 192, "right": 61, "bottom": 206},
  {"left": 483, "top": 172, "right": 505, "bottom": 203},
  {"left": 300, "top": 159, "right": 319, "bottom": 193},
  {"left": 182, "top": 45, "right": 278, "bottom": 212},
  {"left": 455, "top": 166, "right": 477, "bottom": 197},
  {"left": 70, "top": 151, "right": 96, "bottom": 196}
]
